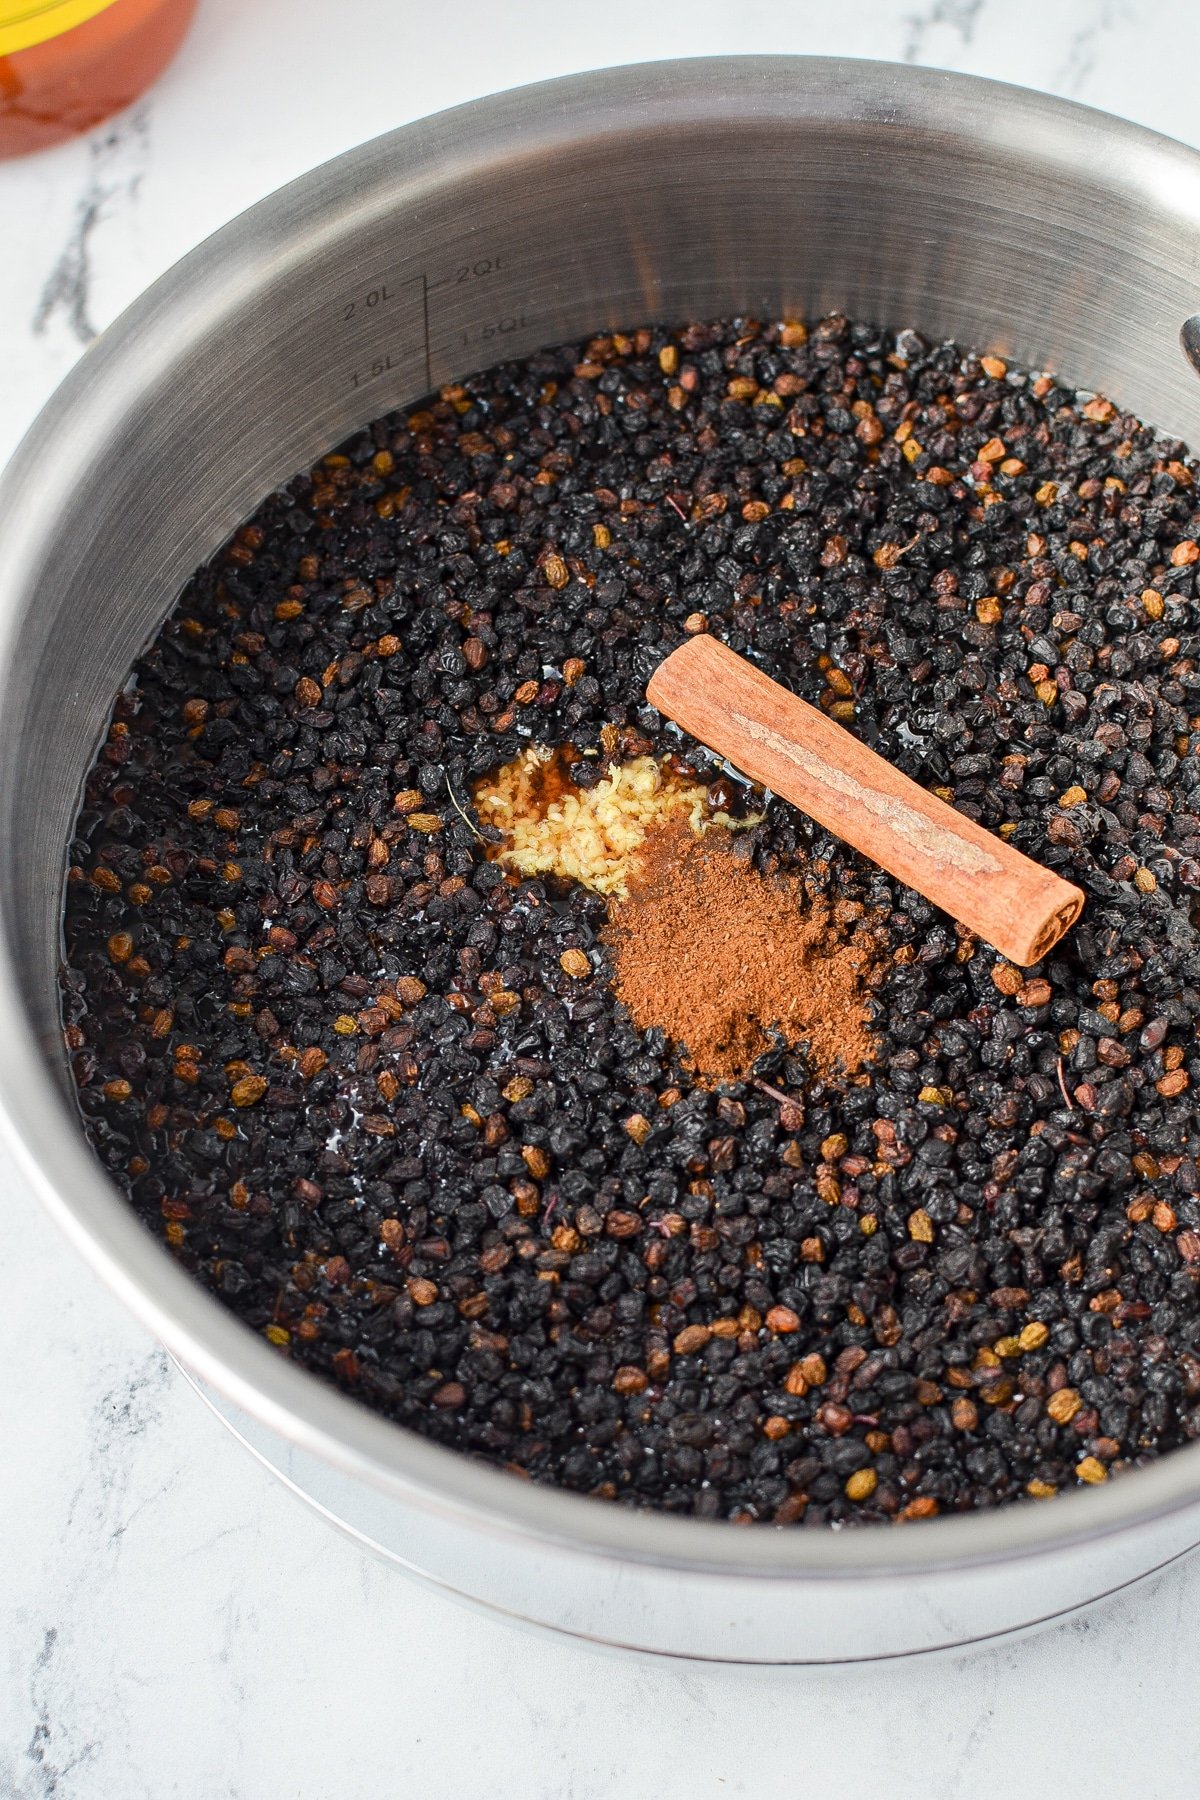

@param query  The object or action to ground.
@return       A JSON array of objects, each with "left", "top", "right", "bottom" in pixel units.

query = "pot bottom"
[{"left": 177, "top": 1361, "right": 1200, "bottom": 1663}]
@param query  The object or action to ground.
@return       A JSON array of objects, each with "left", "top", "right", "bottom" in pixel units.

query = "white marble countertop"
[{"left": 5, "top": 1, "right": 1200, "bottom": 1793}]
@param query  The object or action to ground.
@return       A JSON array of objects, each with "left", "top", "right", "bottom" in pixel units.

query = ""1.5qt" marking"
[{"left": 461, "top": 313, "right": 529, "bottom": 348}]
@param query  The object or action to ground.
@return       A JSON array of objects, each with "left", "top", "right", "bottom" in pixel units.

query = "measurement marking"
[{"left": 422, "top": 270, "right": 431, "bottom": 392}]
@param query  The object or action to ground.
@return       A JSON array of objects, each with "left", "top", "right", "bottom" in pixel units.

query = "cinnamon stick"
[{"left": 647, "top": 636, "right": 1084, "bottom": 967}]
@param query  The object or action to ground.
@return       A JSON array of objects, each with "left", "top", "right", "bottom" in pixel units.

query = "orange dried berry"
[
  {"left": 951, "top": 1398, "right": 979, "bottom": 1432},
  {"left": 231, "top": 1074, "right": 267, "bottom": 1108},
  {"left": 1047, "top": 1387, "right": 1082, "bottom": 1424},
  {"left": 991, "top": 963, "right": 1023, "bottom": 996}
]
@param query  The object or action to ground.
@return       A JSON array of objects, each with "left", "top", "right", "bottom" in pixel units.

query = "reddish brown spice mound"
[{"left": 604, "top": 823, "right": 875, "bottom": 1084}]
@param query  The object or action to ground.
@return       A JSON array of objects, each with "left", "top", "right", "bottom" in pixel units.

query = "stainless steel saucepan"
[{"left": 4, "top": 57, "right": 1200, "bottom": 1662}]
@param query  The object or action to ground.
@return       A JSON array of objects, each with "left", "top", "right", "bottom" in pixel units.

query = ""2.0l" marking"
[{"left": 342, "top": 283, "right": 393, "bottom": 322}]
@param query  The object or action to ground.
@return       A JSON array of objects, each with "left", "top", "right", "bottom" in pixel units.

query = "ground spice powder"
[{"left": 604, "top": 823, "right": 875, "bottom": 1084}]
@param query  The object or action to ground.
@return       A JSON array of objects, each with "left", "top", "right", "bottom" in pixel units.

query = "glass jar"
[{"left": 0, "top": 0, "right": 198, "bottom": 159}]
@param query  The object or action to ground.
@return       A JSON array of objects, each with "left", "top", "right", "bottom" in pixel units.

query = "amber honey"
[{"left": 0, "top": 0, "right": 196, "bottom": 158}]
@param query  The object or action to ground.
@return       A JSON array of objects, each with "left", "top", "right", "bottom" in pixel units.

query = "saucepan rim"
[{"left": 5, "top": 54, "right": 1200, "bottom": 1581}]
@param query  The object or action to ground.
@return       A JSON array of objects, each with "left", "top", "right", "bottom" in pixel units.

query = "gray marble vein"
[
  {"left": 902, "top": 0, "right": 987, "bottom": 62},
  {"left": 32, "top": 106, "right": 150, "bottom": 346},
  {"left": 3, "top": 1351, "right": 176, "bottom": 1799},
  {"left": 1055, "top": 0, "right": 1135, "bottom": 94},
  {"left": 14, "top": 1631, "right": 98, "bottom": 1800}
]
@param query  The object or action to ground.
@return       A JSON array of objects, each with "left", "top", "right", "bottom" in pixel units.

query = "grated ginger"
[{"left": 474, "top": 748, "right": 758, "bottom": 897}]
